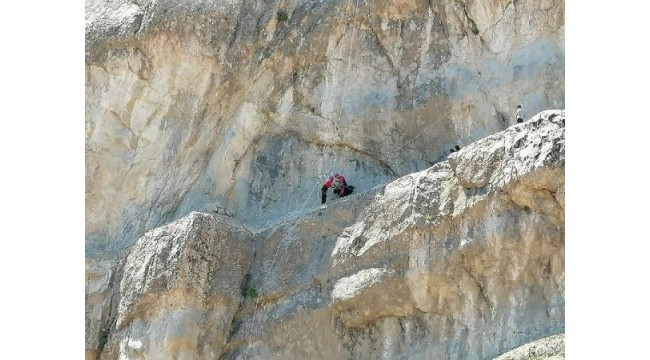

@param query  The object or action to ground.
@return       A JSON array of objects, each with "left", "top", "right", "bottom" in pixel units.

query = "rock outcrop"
[
  {"left": 493, "top": 334, "right": 564, "bottom": 360},
  {"left": 86, "top": 111, "right": 565, "bottom": 359},
  {"left": 85, "top": 0, "right": 565, "bottom": 252},
  {"left": 87, "top": 212, "right": 254, "bottom": 359}
]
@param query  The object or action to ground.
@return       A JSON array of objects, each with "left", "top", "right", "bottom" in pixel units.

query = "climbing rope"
[
  {"left": 241, "top": 1, "right": 362, "bottom": 358},
  {"left": 240, "top": 2, "right": 466, "bottom": 357},
  {"left": 240, "top": 179, "right": 319, "bottom": 360}
]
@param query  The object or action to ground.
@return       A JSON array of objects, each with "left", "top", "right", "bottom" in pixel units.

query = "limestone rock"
[
  {"left": 88, "top": 111, "right": 564, "bottom": 359},
  {"left": 95, "top": 212, "right": 254, "bottom": 360},
  {"left": 332, "top": 268, "right": 417, "bottom": 327},
  {"left": 493, "top": 333, "right": 565, "bottom": 360},
  {"left": 447, "top": 110, "right": 565, "bottom": 190},
  {"left": 85, "top": 0, "right": 565, "bottom": 253},
  {"left": 85, "top": 0, "right": 565, "bottom": 356},
  {"left": 85, "top": 256, "right": 121, "bottom": 360},
  {"left": 219, "top": 111, "right": 565, "bottom": 360}
]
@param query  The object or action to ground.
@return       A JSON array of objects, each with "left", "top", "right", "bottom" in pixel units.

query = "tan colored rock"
[
  {"left": 85, "top": 0, "right": 565, "bottom": 253},
  {"left": 332, "top": 268, "right": 417, "bottom": 327},
  {"left": 85, "top": 256, "right": 120, "bottom": 360},
  {"left": 493, "top": 333, "right": 564, "bottom": 360},
  {"left": 91, "top": 212, "right": 254, "bottom": 359},
  {"left": 90, "top": 111, "right": 564, "bottom": 359},
  {"left": 219, "top": 111, "right": 565, "bottom": 360},
  {"left": 85, "top": 0, "right": 565, "bottom": 356}
]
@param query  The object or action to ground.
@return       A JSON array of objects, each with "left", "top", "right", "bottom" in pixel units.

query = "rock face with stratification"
[
  {"left": 87, "top": 110, "right": 565, "bottom": 359},
  {"left": 85, "top": 0, "right": 565, "bottom": 358},
  {"left": 85, "top": 0, "right": 565, "bottom": 253},
  {"left": 87, "top": 212, "right": 254, "bottom": 360},
  {"left": 493, "top": 334, "right": 564, "bottom": 360},
  {"left": 219, "top": 110, "right": 564, "bottom": 360}
]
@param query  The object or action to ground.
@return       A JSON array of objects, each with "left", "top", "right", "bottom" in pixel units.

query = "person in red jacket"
[
  {"left": 333, "top": 173, "right": 346, "bottom": 196},
  {"left": 333, "top": 173, "right": 355, "bottom": 197},
  {"left": 321, "top": 176, "right": 334, "bottom": 204}
]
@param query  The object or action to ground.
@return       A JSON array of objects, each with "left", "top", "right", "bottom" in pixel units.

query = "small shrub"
[
  {"left": 242, "top": 286, "right": 258, "bottom": 298},
  {"left": 277, "top": 10, "right": 289, "bottom": 22},
  {"left": 97, "top": 332, "right": 109, "bottom": 352}
]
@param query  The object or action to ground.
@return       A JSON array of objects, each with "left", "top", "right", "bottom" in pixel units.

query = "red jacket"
[
  {"left": 334, "top": 174, "right": 346, "bottom": 186},
  {"left": 323, "top": 176, "right": 334, "bottom": 188}
]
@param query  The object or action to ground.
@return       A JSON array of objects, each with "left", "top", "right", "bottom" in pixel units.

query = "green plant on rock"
[
  {"left": 277, "top": 10, "right": 289, "bottom": 22},
  {"left": 242, "top": 286, "right": 258, "bottom": 298},
  {"left": 97, "top": 332, "right": 109, "bottom": 352}
]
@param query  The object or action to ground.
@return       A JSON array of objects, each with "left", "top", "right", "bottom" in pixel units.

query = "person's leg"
[{"left": 321, "top": 187, "right": 327, "bottom": 204}]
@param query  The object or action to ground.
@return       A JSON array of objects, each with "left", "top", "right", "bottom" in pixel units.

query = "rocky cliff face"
[
  {"left": 85, "top": 0, "right": 564, "bottom": 252},
  {"left": 86, "top": 213, "right": 254, "bottom": 360},
  {"left": 86, "top": 111, "right": 565, "bottom": 359},
  {"left": 86, "top": 0, "right": 565, "bottom": 357},
  {"left": 493, "top": 334, "right": 564, "bottom": 360}
]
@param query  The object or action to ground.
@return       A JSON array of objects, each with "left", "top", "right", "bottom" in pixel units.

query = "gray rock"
[
  {"left": 85, "top": 0, "right": 565, "bottom": 253},
  {"left": 88, "top": 111, "right": 565, "bottom": 359},
  {"left": 493, "top": 334, "right": 565, "bottom": 360},
  {"left": 221, "top": 111, "right": 565, "bottom": 360},
  {"left": 94, "top": 212, "right": 254, "bottom": 359}
]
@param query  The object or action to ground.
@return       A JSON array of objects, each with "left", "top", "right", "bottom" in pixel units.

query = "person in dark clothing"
[
  {"left": 333, "top": 173, "right": 346, "bottom": 196},
  {"left": 339, "top": 185, "right": 355, "bottom": 196},
  {"left": 515, "top": 105, "right": 525, "bottom": 123},
  {"left": 321, "top": 176, "right": 334, "bottom": 204},
  {"left": 333, "top": 173, "right": 355, "bottom": 198}
]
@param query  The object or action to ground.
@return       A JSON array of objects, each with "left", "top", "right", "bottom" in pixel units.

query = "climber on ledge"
[
  {"left": 321, "top": 173, "right": 356, "bottom": 207},
  {"left": 321, "top": 176, "right": 334, "bottom": 205},
  {"left": 333, "top": 173, "right": 355, "bottom": 198},
  {"left": 515, "top": 105, "right": 526, "bottom": 124}
]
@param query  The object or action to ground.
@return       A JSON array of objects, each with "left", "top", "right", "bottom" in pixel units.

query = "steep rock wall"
[
  {"left": 221, "top": 110, "right": 564, "bottom": 359},
  {"left": 85, "top": 0, "right": 564, "bottom": 252},
  {"left": 86, "top": 213, "right": 254, "bottom": 359},
  {"left": 493, "top": 334, "right": 564, "bottom": 360},
  {"left": 87, "top": 111, "right": 565, "bottom": 359}
]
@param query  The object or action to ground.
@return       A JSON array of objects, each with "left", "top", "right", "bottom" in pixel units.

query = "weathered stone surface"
[
  {"left": 447, "top": 109, "right": 565, "bottom": 190},
  {"left": 218, "top": 111, "right": 565, "bottom": 360},
  {"left": 85, "top": 255, "right": 121, "bottom": 360},
  {"left": 85, "top": 0, "right": 565, "bottom": 356},
  {"left": 88, "top": 111, "right": 564, "bottom": 359},
  {"left": 493, "top": 333, "right": 564, "bottom": 360},
  {"left": 88, "top": 212, "right": 254, "bottom": 360},
  {"left": 332, "top": 268, "right": 417, "bottom": 327},
  {"left": 85, "top": 0, "right": 565, "bottom": 253}
]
